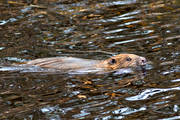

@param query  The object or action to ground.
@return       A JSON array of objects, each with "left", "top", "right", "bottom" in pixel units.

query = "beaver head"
[{"left": 101, "top": 54, "right": 147, "bottom": 70}]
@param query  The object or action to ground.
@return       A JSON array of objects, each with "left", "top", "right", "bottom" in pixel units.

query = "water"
[{"left": 0, "top": 0, "right": 179, "bottom": 119}]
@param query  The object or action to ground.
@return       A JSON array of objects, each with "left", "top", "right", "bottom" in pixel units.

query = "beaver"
[{"left": 25, "top": 54, "right": 147, "bottom": 73}]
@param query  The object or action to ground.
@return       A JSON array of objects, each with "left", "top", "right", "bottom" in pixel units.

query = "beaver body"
[{"left": 26, "top": 54, "right": 146, "bottom": 73}]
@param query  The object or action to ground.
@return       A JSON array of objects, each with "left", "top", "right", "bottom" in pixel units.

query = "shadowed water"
[{"left": 0, "top": 0, "right": 179, "bottom": 119}]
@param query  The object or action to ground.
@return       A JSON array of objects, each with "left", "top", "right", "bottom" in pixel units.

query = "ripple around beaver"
[
  {"left": 0, "top": 64, "right": 150, "bottom": 75},
  {"left": 0, "top": 53, "right": 151, "bottom": 74}
]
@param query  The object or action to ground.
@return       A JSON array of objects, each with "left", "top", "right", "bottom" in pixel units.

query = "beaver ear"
[{"left": 109, "top": 58, "right": 116, "bottom": 65}]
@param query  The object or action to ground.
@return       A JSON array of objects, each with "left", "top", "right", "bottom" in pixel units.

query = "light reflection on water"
[
  {"left": 102, "top": 0, "right": 137, "bottom": 6},
  {"left": 126, "top": 87, "right": 180, "bottom": 101}
]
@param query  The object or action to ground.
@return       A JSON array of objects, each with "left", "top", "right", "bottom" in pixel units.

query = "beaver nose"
[{"left": 140, "top": 57, "right": 147, "bottom": 66}]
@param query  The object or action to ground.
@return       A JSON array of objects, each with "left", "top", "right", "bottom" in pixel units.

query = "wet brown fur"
[
  {"left": 26, "top": 54, "right": 146, "bottom": 71},
  {"left": 98, "top": 54, "right": 146, "bottom": 70}
]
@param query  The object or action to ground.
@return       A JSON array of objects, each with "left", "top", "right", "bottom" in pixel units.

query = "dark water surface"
[{"left": 0, "top": 0, "right": 180, "bottom": 119}]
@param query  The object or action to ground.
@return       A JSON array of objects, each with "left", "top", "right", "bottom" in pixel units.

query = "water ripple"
[
  {"left": 126, "top": 87, "right": 180, "bottom": 101},
  {"left": 108, "top": 35, "right": 158, "bottom": 47},
  {"left": 102, "top": 0, "right": 137, "bottom": 6},
  {"left": 113, "top": 106, "right": 146, "bottom": 115},
  {"left": 99, "top": 10, "right": 141, "bottom": 23}
]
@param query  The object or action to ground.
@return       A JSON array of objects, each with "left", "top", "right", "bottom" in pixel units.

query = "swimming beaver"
[{"left": 26, "top": 54, "right": 146, "bottom": 73}]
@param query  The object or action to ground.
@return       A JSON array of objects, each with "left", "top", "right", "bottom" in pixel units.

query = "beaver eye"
[
  {"left": 109, "top": 58, "right": 116, "bottom": 65},
  {"left": 126, "top": 57, "right": 132, "bottom": 61}
]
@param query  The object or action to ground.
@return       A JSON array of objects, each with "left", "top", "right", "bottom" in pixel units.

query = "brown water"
[{"left": 0, "top": 0, "right": 180, "bottom": 119}]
